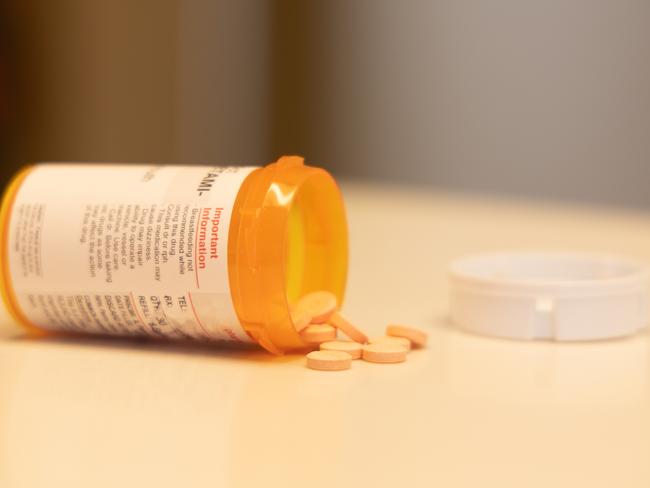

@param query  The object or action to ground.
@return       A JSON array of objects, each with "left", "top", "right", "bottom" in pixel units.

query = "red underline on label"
[
  {"left": 194, "top": 207, "right": 201, "bottom": 289},
  {"left": 187, "top": 291, "right": 210, "bottom": 338},
  {"left": 129, "top": 292, "right": 148, "bottom": 329}
]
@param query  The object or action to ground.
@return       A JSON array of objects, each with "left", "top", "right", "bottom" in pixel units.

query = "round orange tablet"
[
  {"left": 306, "top": 350, "right": 351, "bottom": 371},
  {"left": 386, "top": 324, "right": 427, "bottom": 348},
  {"left": 299, "top": 324, "right": 337, "bottom": 344},
  {"left": 328, "top": 312, "right": 369, "bottom": 344},
  {"left": 369, "top": 336, "right": 411, "bottom": 351},
  {"left": 290, "top": 307, "right": 312, "bottom": 332},
  {"left": 362, "top": 343, "right": 408, "bottom": 364},
  {"left": 320, "top": 340, "right": 363, "bottom": 359},
  {"left": 294, "top": 291, "right": 338, "bottom": 324}
]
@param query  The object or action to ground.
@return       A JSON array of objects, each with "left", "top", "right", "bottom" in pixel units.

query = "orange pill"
[
  {"left": 362, "top": 343, "right": 408, "bottom": 364},
  {"left": 320, "top": 340, "right": 363, "bottom": 359},
  {"left": 386, "top": 324, "right": 427, "bottom": 348},
  {"left": 294, "top": 291, "right": 338, "bottom": 324},
  {"left": 300, "top": 324, "right": 337, "bottom": 344},
  {"left": 291, "top": 307, "right": 312, "bottom": 332},
  {"left": 369, "top": 336, "right": 411, "bottom": 351},
  {"left": 328, "top": 312, "right": 369, "bottom": 344},
  {"left": 306, "top": 350, "right": 351, "bottom": 371}
]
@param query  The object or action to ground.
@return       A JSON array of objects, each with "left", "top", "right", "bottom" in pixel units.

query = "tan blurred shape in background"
[{"left": 0, "top": 0, "right": 271, "bottom": 176}]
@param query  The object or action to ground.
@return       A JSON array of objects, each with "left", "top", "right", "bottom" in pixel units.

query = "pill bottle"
[{"left": 0, "top": 156, "right": 347, "bottom": 354}]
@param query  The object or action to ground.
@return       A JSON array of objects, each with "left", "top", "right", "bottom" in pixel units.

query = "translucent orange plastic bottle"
[{"left": 0, "top": 156, "right": 348, "bottom": 354}]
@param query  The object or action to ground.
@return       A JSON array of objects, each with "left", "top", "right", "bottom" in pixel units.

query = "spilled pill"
[
  {"left": 320, "top": 340, "right": 363, "bottom": 359},
  {"left": 329, "top": 312, "right": 369, "bottom": 344},
  {"left": 300, "top": 324, "right": 337, "bottom": 344},
  {"left": 386, "top": 324, "right": 427, "bottom": 348},
  {"left": 290, "top": 307, "right": 312, "bottom": 333},
  {"left": 369, "top": 335, "right": 411, "bottom": 351},
  {"left": 294, "top": 291, "right": 338, "bottom": 324},
  {"left": 362, "top": 343, "right": 408, "bottom": 364},
  {"left": 306, "top": 350, "right": 351, "bottom": 371}
]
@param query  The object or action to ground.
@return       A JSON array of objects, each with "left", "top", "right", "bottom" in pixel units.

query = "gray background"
[{"left": 3, "top": 0, "right": 650, "bottom": 207}]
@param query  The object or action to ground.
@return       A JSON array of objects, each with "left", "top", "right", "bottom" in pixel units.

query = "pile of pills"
[{"left": 291, "top": 291, "right": 427, "bottom": 371}]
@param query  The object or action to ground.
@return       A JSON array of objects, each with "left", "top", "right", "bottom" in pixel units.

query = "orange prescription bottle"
[{"left": 0, "top": 156, "right": 348, "bottom": 354}]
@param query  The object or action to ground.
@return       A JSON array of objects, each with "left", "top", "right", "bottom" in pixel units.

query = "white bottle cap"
[{"left": 449, "top": 252, "right": 649, "bottom": 341}]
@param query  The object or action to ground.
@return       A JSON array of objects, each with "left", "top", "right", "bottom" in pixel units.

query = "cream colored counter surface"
[{"left": 2, "top": 183, "right": 650, "bottom": 488}]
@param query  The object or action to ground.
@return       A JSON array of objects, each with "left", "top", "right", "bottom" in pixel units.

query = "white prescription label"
[{"left": 7, "top": 164, "right": 257, "bottom": 343}]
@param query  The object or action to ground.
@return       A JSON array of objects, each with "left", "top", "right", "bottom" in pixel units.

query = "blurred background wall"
[
  {"left": 1, "top": 0, "right": 179, "bottom": 166},
  {"left": 0, "top": 0, "right": 271, "bottom": 179},
  {"left": 2, "top": 0, "right": 650, "bottom": 207}
]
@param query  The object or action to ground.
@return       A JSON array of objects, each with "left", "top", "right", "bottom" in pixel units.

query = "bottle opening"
[
  {"left": 285, "top": 173, "right": 347, "bottom": 306},
  {"left": 228, "top": 156, "right": 348, "bottom": 353}
]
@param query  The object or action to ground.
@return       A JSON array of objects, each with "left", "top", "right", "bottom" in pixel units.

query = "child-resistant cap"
[{"left": 449, "top": 252, "right": 649, "bottom": 341}]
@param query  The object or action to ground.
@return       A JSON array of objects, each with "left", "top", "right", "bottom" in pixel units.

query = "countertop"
[{"left": 2, "top": 183, "right": 650, "bottom": 487}]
